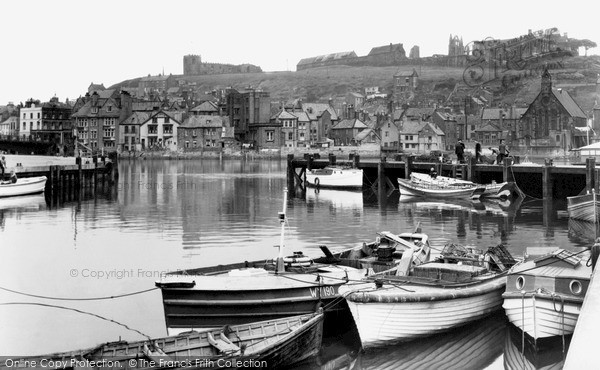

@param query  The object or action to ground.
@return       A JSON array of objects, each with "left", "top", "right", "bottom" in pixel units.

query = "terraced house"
[
  {"left": 178, "top": 115, "right": 228, "bottom": 150},
  {"left": 72, "top": 90, "right": 123, "bottom": 153}
]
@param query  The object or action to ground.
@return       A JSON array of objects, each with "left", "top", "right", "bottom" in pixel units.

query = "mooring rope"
[
  {"left": 0, "top": 286, "right": 159, "bottom": 301},
  {"left": 0, "top": 302, "right": 152, "bottom": 340}
]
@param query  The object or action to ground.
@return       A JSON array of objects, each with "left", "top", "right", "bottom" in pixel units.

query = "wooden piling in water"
[
  {"left": 404, "top": 155, "right": 413, "bottom": 179},
  {"left": 542, "top": 159, "right": 553, "bottom": 200},
  {"left": 586, "top": 157, "right": 596, "bottom": 193},
  {"left": 353, "top": 154, "right": 360, "bottom": 169},
  {"left": 503, "top": 157, "right": 514, "bottom": 183},
  {"left": 287, "top": 154, "right": 295, "bottom": 190}
]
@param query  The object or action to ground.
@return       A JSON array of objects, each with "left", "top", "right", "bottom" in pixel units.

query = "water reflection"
[
  {"left": 293, "top": 312, "right": 506, "bottom": 370},
  {"left": 0, "top": 158, "right": 589, "bottom": 363},
  {"left": 503, "top": 324, "right": 570, "bottom": 370}
]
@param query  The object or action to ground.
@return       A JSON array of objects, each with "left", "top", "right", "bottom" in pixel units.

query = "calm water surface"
[{"left": 0, "top": 158, "right": 590, "bottom": 368}]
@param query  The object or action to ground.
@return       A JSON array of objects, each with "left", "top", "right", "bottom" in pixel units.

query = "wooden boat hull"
[
  {"left": 567, "top": 193, "right": 600, "bottom": 222},
  {"left": 502, "top": 249, "right": 591, "bottom": 340},
  {"left": 502, "top": 292, "right": 583, "bottom": 339},
  {"left": 0, "top": 176, "right": 47, "bottom": 197},
  {"left": 160, "top": 271, "right": 361, "bottom": 334},
  {"left": 5, "top": 313, "right": 324, "bottom": 370},
  {"left": 306, "top": 168, "right": 363, "bottom": 189},
  {"left": 398, "top": 178, "right": 482, "bottom": 199},
  {"left": 158, "top": 233, "right": 431, "bottom": 334},
  {"left": 341, "top": 275, "right": 506, "bottom": 348}
]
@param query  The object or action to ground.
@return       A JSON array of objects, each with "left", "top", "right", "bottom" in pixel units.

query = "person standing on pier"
[
  {"left": 475, "top": 142, "right": 482, "bottom": 163},
  {"left": 0, "top": 156, "right": 5, "bottom": 179},
  {"left": 498, "top": 139, "right": 509, "bottom": 164},
  {"left": 455, "top": 140, "right": 465, "bottom": 163}
]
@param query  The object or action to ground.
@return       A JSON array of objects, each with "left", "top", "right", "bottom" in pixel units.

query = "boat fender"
[{"left": 314, "top": 177, "right": 320, "bottom": 187}]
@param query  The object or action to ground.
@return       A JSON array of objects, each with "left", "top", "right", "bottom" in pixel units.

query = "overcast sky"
[{"left": 1, "top": 0, "right": 598, "bottom": 105}]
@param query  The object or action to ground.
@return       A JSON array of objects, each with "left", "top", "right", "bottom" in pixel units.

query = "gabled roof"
[
  {"left": 399, "top": 121, "right": 425, "bottom": 134},
  {"left": 394, "top": 68, "right": 418, "bottom": 78},
  {"left": 355, "top": 128, "right": 374, "bottom": 142},
  {"left": 122, "top": 112, "right": 150, "bottom": 125},
  {"left": 271, "top": 109, "right": 298, "bottom": 120},
  {"left": 97, "top": 89, "right": 118, "bottom": 99},
  {"left": 421, "top": 122, "right": 445, "bottom": 136},
  {"left": 142, "top": 110, "right": 183, "bottom": 126},
  {"left": 302, "top": 103, "right": 338, "bottom": 120},
  {"left": 297, "top": 51, "right": 357, "bottom": 66},
  {"left": 474, "top": 122, "right": 502, "bottom": 132},
  {"left": 191, "top": 101, "right": 219, "bottom": 113},
  {"left": 434, "top": 111, "right": 458, "bottom": 122},
  {"left": 72, "top": 97, "right": 121, "bottom": 118},
  {"left": 369, "top": 43, "right": 405, "bottom": 56},
  {"left": 181, "top": 115, "right": 226, "bottom": 128},
  {"left": 552, "top": 88, "right": 587, "bottom": 118},
  {"left": 293, "top": 111, "right": 310, "bottom": 122},
  {"left": 331, "top": 118, "right": 367, "bottom": 130}
]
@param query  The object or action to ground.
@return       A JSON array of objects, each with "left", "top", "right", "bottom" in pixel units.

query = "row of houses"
[{"left": 1, "top": 68, "right": 597, "bottom": 155}]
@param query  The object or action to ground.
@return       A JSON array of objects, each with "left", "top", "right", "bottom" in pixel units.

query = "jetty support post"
[
  {"left": 468, "top": 157, "right": 476, "bottom": 182},
  {"left": 353, "top": 154, "right": 360, "bottom": 169},
  {"left": 586, "top": 157, "right": 596, "bottom": 193},
  {"left": 108, "top": 152, "right": 119, "bottom": 181},
  {"left": 542, "top": 159, "right": 553, "bottom": 200},
  {"left": 503, "top": 157, "right": 514, "bottom": 183},
  {"left": 306, "top": 155, "right": 313, "bottom": 172},
  {"left": 76, "top": 157, "right": 82, "bottom": 190},
  {"left": 286, "top": 154, "right": 295, "bottom": 191},
  {"left": 404, "top": 154, "right": 413, "bottom": 180},
  {"left": 378, "top": 157, "right": 387, "bottom": 202},
  {"left": 92, "top": 155, "right": 98, "bottom": 188},
  {"left": 329, "top": 154, "right": 336, "bottom": 166}
]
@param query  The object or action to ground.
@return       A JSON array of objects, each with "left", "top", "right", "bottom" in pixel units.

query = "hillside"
[{"left": 112, "top": 55, "right": 600, "bottom": 112}]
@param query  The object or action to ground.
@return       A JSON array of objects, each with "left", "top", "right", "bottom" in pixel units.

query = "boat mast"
[{"left": 275, "top": 188, "right": 288, "bottom": 273}]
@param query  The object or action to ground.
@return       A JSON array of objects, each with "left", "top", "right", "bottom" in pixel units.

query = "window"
[
  {"left": 165, "top": 117, "right": 170, "bottom": 123},
  {"left": 37, "top": 112, "right": 40, "bottom": 119},
  {"left": 556, "top": 135, "right": 560, "bottom": 142},
  {"left": 385, "top": 132, "right": 389, "bottom": 137},
  {"left": 107, "top": 106, "right": 112, "bottom": 112},
  {"left": 193, "top": 141, "right": 197, "bottom": 147},
  {"left": 30, "top": 113, "right": 33, "bottom": 119},
  {"left": 23, "top": 113, "right": 26, "bottom": 119},
  {"left": 23, "top": 122, "right": 26, "bottom": 130},
  {"left": 288, "top": 132, "right": 293, "bottom": 140},
  {"left": 266, "top": 130, "right": 274, "bottom": 141},
  {"left": 124, "top": 126, "right": 129, "bottom": 134},
  {"left": 91, "top": 107, "right": 98, "bottom": 114},
  {"left": 152, "top": 117, "right": 158, "bottom": 123}
]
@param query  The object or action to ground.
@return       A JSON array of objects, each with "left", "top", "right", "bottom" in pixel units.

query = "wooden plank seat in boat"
[
  {"left": 143, "top": 342, "right": 172, "bottom": 362},
  {"left": 207, "top": 328, "right": 241, "bottom": 355}
]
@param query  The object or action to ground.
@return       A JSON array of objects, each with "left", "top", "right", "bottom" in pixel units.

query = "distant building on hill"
[{"left": 183, "top": 55, "right": 262, "bottom": 76}]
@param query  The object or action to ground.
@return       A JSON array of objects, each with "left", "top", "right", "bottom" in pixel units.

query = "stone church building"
[{"left": 517, "top": 69, "right": 587, "bottom": 154}]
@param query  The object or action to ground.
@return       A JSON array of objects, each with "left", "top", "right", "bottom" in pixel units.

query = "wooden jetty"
[
  {"left": 9, "top": 153, "right": 118, "bottom": 200},
  {"left": 286, "top": 154, "right": 600, "bottom": 202}
]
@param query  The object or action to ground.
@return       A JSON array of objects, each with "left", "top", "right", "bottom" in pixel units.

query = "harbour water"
[{"left": 0, "top": 158, "right": 589, "bottom": 368}]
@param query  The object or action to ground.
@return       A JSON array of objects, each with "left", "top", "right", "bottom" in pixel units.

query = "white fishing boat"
[
  {"left": 0, "top": 176, "right": 47, "bottom": 197},
  {"left": 567, "top": 189, "right": 600, "bottom": 223},
  {"left": 156, "top": 189, "right": 431, "bottom": 335},
  {"left": 398, "top": 177, "right": 485, "bottom": 199},
  {"left": 340, "top": 244, "right": 516, "bottom": 349},
  {"left": 306, "top": 166, "right": 363, "bottom": 189},
  {"left": 409, "top": 172, "right": 520, "bottom": 199},
  {"left": 502, "top": 249, "right": 592, "bottom": 340}
]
